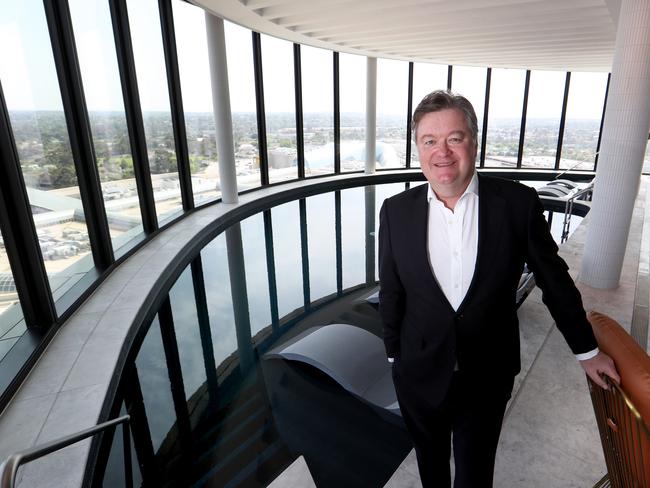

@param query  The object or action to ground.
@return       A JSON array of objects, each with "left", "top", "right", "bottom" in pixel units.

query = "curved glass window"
[
  {"left": 411, "top": 63, "right": 448, "bottom": 167},
  {"left": 134, "top": 314, "right": 178, "bottom": 452},
  {"left": 339, "top": 52, "right": 366, "bottom": 172},
  {"left": 306, "top": 193, "right": 336, "bottom": 301},
  {"left": 377, "top": 58, "right": 408, "bottom": 168},
  {"left": 413, "top": 63, "right": 448, "bottom": 105},
  {"left": 0, "top": 0, "right": 94, "bottom": 302},
  {"left": 521, "top": 70, "right": 566, "bottom": 169},
  {"left": 127, "top": 0, "right": 183, "bottom": 224},
  {"left": 451, "top": 66, "right": 487, "bottom": 164},
  {"left": 172, "top": 0, "right": 221, "bottom": 206},
  {"left": 261, "top": 34, "right": 297, "bottom": 184},
  {"left": 340, "top": 187, "right": 366, "bottom": 288},
  {"left": 270, "top": 201, "right": 304, "bottom": 319},
  {"left": 168, "top": 266, "right": 207, "bottom": 404},
  {"left": 484, "top": 68, "right": 526, "bottom": 168},
  {"left": 225, "top": 21, "right": 261, "bottom": 191},
  {"left": 200, "top": 233, "right": 238, "bottom": 366},
  {"left": 69, "top": 0, "right": 144, "bottom": 252},
  {"left": 240, "top": 213, "right": 272, "bottom": 335},
  {"left": 302, "top": 45, "right": 334, "bottom": 176},
  {"left": 561, "top": 72, "right": 608, "bottom": 171},
  {"left": 374, "top": 183, "right": 410, "bottom": 276}
]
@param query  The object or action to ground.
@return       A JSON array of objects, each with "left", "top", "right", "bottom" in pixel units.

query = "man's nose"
[{"left": 437, "top": 140, "right": 451, "bottom": 154}]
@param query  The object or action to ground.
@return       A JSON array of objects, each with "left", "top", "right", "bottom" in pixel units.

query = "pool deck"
[{"left": 0, "top": 172, "right": 647, "bottom": 487}]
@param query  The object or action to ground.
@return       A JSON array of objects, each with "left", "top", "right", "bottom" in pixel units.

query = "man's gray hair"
[{"left": 412, "top": 90, "right": 478, "bottom": 145}]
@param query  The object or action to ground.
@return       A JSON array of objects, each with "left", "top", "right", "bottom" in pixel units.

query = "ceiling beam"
[
  {"left": 328, "top": 19, "right": 614, "bottom": 49},
  {"left": 278, "top": 0, "right": 600, "bottom": 30},
  {"left": 301, "top": 9, "right": 611, "bottom": 41}
]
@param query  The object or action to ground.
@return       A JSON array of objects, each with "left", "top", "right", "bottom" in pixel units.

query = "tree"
[
  {"left": 153, "top": 149, "right": 177, "bottom": 174},
  {"left": 94, "top": 140, "right": 110, "bottom": 160},
  {"left": 119, "top": 157, "right": 134, "bottom": 178},
  {"left": 48, "top": 163, "right": 77, "bottom": 188},
  {"left": 42, "top": 140, "right": 76, "bottom": 189},
  {"left": 112, "top": 132, "right": 131, "bottom": 155}
]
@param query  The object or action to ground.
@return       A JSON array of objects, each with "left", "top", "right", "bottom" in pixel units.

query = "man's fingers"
[
  {"left": 589, "top": 370, "right": 609, "bottom": 390},
  {"left": 597, "top": 355, "right": 621, "bottom": 385},
  {"left": 580, "top": 352, "right": 620, "bottom": 390},
  {"left": 603, "top": 365, "right": 621, "bottom": 385},
  {"left": 602, "top": 359, "right": 621, "bottom": 384}
]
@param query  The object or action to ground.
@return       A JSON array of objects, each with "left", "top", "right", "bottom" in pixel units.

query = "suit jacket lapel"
[
  {"left": 414, "top": 184, "right": 456, "bottom": 311},
  {"left": 457, "top": 175, "right": 506, "bottom": 313}
]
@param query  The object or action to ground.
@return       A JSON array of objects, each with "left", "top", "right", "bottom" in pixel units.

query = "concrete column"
[
  {"left": 581, "top": 0, "right": 650, "bottom": 289},
  {"left": 366, "top": 57, "right": 377, "bottom": 174},
  {"left": 205, "top": 13, "right": 238, "bottom": 204}
]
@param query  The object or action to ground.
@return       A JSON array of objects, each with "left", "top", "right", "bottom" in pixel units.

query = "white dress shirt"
[
  {"left": 427, "top": 173, "right": 479, "bottom": 311},
  {"left": 388, "top": 172, "right": 598, "bottom": 363}
]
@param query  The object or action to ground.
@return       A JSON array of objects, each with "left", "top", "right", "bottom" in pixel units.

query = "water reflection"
[{"left": 99, "top": 181, "right": 583, "bottom": 486}]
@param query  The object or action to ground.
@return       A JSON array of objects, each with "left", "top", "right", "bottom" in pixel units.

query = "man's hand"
[{"left": 579, "top": 351, "right": 621, "bottom": 390}]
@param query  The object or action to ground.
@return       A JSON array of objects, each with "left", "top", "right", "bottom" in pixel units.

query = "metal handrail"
[
  {"left": 553, "top": 158, "right": 596, "bottom": 180},
  {"left": 0, "top": 415, "right": 131, "bottom": 488},
  {"left": 561, "top": 183, "right": 594, "bottom": 243}
]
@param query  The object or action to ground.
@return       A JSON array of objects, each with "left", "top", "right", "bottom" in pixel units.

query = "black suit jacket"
[{"left": 378, "top": 174, "right": 597, "bottom": 408}]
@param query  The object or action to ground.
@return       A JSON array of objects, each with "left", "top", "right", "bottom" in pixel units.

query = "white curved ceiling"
[{"left": 192, "top": 0, "right": 620, "bottom": 72}]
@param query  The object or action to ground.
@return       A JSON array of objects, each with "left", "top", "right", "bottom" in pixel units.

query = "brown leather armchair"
[{"left": 587, "top": 311, "right": 650, "bottom": 488}]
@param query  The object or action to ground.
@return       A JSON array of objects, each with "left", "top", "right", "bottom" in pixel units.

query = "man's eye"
[
  {"left": 449, "top": 137, "right": 462, "bottom": 144},
  {"left": 424, "top": 139, "right": 435, "bottom": 146}
]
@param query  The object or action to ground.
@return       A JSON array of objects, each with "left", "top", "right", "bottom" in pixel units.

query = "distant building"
[{"left": 269, "top": 147, "right": 297, "bottom": 169}]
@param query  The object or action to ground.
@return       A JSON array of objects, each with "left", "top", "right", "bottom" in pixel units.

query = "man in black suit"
[{"left": 378, "top": 90, "right": 619, "bottom": 488}]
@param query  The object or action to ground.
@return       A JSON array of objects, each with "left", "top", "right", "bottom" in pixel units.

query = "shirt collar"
[{"left": 427, "top": 171, "right": 479, "bottom": 204}]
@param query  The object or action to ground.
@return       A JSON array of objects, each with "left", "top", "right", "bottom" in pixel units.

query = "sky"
[{"left": 0, "top": 0, "right": 610, "bottom": 119}]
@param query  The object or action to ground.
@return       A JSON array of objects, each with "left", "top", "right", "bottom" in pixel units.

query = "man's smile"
[{"left": 433, "top": 160, "right": 455, "bottom": 167}]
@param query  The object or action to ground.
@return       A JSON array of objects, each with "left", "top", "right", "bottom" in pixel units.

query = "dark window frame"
[
  {"left": 109, "top": 0, "right": 158, "bottom": 234},
  {"left": 406, "top": 62, "right": 414, "bottom": 168},
  {"left": 44, "top": 0, "right": 115, "bottom": 270},
  {"left": 554, "top": 72, "right": 571, "bottom": 170},
  {"left": 479, "top": 67, "right": 492, "bottom": 168},
  {"left": 158, "top": 0, "right": 194, "bottom": 211},
  {"left": 293, "top": 43, "right": 305, "bottom": 178},
  {"left": 517, "top": 70, "right": 531, "bottom": 169},
  {"left": 252, "top": 32, "right": 269, "bottom": 186},
  {"left": 334, "top": 51, "right": 341, "bottom": 174},
  {"left": 594, "top": 73, "right": 612, "bottom": 171}
]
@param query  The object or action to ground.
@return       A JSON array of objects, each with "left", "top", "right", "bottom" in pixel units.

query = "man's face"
[{"left": 415, "top": 108, "right": 477, "bottom": 200}]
